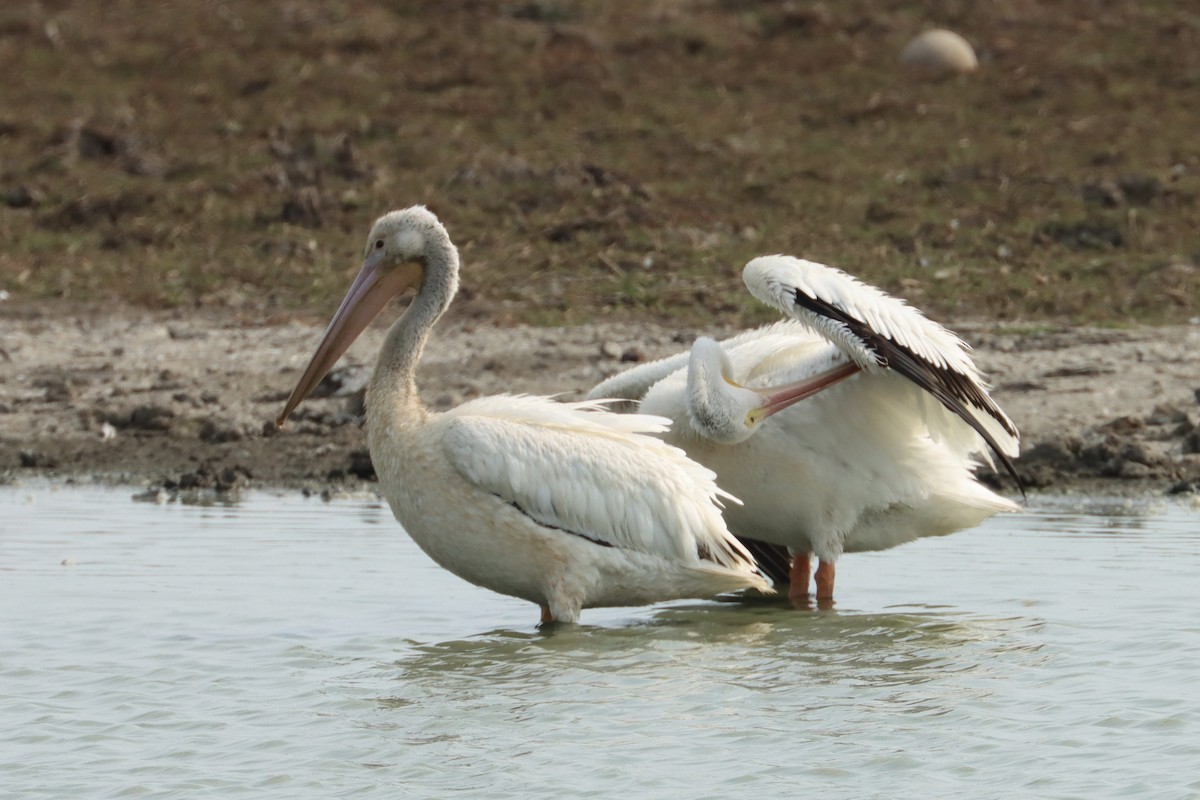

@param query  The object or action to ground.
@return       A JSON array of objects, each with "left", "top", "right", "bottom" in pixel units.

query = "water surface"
[{"left": 3, "top": 486, "right": 1198, "bottom": 799}]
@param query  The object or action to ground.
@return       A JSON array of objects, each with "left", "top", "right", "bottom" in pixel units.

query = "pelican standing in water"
[
  {"left": 276, "top": 206, "right": 783, "bottom": 624},
  {"left": 589, "top": 255, "right": 1021, "bottom": 602}
]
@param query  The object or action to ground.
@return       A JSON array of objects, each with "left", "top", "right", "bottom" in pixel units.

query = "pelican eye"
[{"left": 374, "top": 239, "right": 385, "bottom": 250}]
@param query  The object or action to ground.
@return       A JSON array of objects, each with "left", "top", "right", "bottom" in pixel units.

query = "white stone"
[{"left": 901, "top": 29, "right": 978, "bottom": 73}]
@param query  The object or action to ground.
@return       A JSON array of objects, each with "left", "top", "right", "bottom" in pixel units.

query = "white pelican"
[
  {"left": 276, "top": 206, "right": 772, "bottom": 624},
  {"left": 588, "top": 255, "right": 1021, "bottom": 602}
]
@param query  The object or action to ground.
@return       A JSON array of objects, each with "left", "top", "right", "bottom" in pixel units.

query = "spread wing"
[
  {"left": 586, "top": 323, "right": 823, "bottom": 404},
  {"left": 744, "top": 255, "right": 1021, "bottom": 488},
  {"left": 586, "top": 350, "right": 692, "bottom": 405},
  {"left": 440, "top": 395, "right": 761, "bottom": 575}
]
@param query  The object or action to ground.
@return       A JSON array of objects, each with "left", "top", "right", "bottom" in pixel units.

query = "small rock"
[
  {"left": 1118, "top": 441, "right": 1156, "bottom": 467},
  {"left": 1020, "top": 438, "right": 1080, "bottom": 468},
  {"left": 131, "top": 487, "right": 170, "bottom": 504},
  {"left": 198, "top": 418, "right": 244, "bottom": 443},
  {"left": 329, "top": 411, "right": 360, "bottom": 427},
  {"left": 1116, "top": 460, "right": 1153, "bottom": 480},
  {"left": 1079, "top": 439, "right": 1118, "bottom": 469},
  {"left": 151, "top": 370, "right": 183, "bottom": 391},
  {"left": 342, "top": 387, "right": 366, "bottom": 418},
  {"left": 1013, "top": 463, "right": 1060, "bottom": 489},
  {"left": 38, "top": 377, "right": 76, "bottom": 403},
  {"left": 100, "top": 422, "right": 117, "bottom": 441},
  {"left": 998, "top": 380, "right": 1047, "bottom": 392},
  {"left": 5, "top": 185, "right": 40, "bottom": 209},
  {"left": 127, "top": 405, "right": 174, "bottom": 431},
  {"left": 600, "top": 341, "right": 621, "bottom": 359},
  {"left": 348, "top": 449, "right": 377, "bottom": 481},
  {"left": 1183, "top": 429, "right": 1200, "bottom": 455},
  {"left": 1037, "top": 221, "right": 1123, "bottom": 250},
  {"left": 166, "top": 325, "right": 208, "bottom": 341},
  {"left": 216, "top": 466, "right": 250, "bottom": 492},
  {"left": 1146, "top": 405, "right": 1190, "bottom": 426},
  {"left": 1044, "top": 365, "right": 1116, "bottom": 379},
  {"left": 310, "top": 365, "right": 369, "bottom": 399},
  {"left": 864, "top": 200, "right": 898, "bottom": 223},
  {"left": 177, "top": 471, "right": 204, "bottom": 489},
  {"left": 281, "top": 186, "right": 324, "bottom": 228},
  {"left": 900, "top": 29, "right": 978, "bottom": 73},
  {"left": 19, "top": 450, "right": 57, "bottom": 468},
  {"left": 1116, "top": 173, "right": 1162, "bottom": 205},
  {"left": 1081, "top": 180, "right": 1124, "bottom": 208},
  {"left": 1094, "top": 416, "right": 1142, "bottom": 434},
  {"left": 76, "top": 126, "right": 122, "bottom": 159}
]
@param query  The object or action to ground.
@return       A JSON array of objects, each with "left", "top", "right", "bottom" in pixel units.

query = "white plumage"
[
  {"left": 745, "top": 255, "right": 1019, "bottom": 462},
  {"left": 277, "top": 206, "right": 768, "bottom": 624},
  {"left": 745, "top": 257, "right": 976, "bottom": 375},
  {"left": 589, "top": 256, "right": 1021, "bottom": 601}
]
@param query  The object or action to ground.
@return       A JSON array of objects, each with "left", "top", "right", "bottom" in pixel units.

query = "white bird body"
[
  {"left": 369, "top": 393, "right": 765, "bottom": 621},
  {"left": 636, "top": 323, "right": 1015, "bottom": 562},
  {"left": 279, "top": 206, "right": 768, "bottom": 624},
  {"left": 589, "top": 257, "right": 1020, "bottom": 598}
]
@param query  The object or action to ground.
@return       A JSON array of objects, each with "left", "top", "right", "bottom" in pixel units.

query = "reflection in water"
[
  {"left": 1, "top": 486, "right": 1198, "bottom": 800},
  {"left": 356, "top": 600, "right": 1059, "bottom": 798},
  {"left": 380, "top": 600, "right": 1047, "bottom": 722}
]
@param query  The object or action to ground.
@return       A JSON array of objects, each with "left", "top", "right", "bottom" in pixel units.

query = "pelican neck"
[{"left": 367, "top": 245, "right": 459, "bottom": 429}]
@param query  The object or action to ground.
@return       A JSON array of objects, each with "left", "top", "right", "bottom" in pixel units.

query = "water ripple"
[{"left": 1, "top": 486, "right": 1198, "bottom": 799}]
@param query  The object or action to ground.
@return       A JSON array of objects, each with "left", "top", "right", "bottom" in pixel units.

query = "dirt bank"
[{"left": 2, "top": 306, "right": 1198, "bottom": 498}]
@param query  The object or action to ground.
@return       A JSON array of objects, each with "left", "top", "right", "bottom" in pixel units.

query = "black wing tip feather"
[
  {"left": 792, "top": 287, "right": 1024, "bottom": 496},
  {"left": 737, "top": 537, "right": 793, "bottom": 586}
]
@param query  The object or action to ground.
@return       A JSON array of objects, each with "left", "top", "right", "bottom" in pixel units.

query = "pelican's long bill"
[
  {"left": 752, "top": 361, "right": 861, "bottom": 421},
  {"left": 277, "top": 252, "right": 422, "bottom": 427}
]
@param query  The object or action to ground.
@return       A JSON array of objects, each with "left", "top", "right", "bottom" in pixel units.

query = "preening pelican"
[
  {"left": 277, "top": 206, "right": 770, "bottom": 624},
  {"left": 589, "top": 255, "right": 1021, "bottom": 602}
]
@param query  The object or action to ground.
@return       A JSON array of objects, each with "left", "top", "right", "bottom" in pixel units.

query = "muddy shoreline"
[{"left": 2, "top": 306, "right": 1199, "bottom": 499}]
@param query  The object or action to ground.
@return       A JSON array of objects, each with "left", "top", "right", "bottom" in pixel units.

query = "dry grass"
[{"left": 1, "top": 0, "right": 1197, "bottom": 326}]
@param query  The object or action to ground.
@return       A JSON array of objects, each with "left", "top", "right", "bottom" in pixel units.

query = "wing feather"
[
  {"left": 586, "top": 351, "right": 692, "bottom": 403},
  {"left": 587, "top": 322, "right": 824, "bottom": 404},
  {"left": 744, "top": 255, "right": 1022, "bottom": 489},
  {"left": 440, "top": 395, "right": 759, "bottom": 572}
]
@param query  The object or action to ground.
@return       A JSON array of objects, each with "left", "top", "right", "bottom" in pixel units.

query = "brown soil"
[
  {"left": 1, "top": 1, "right": 1198, "bottom": 326},
  {"left": 2, "top": 306, "right": 1198, "bottom": 497},
  {"left": 1, "top": 2, "right": 1199, "bottom": 496}
]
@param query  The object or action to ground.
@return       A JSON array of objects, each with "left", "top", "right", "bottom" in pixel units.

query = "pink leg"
[
  {"left": 788, "top": 552, "right": 812, "bottom": 602},
  {"left": 814, "top": 560, "right": 836, "bottom": 601}
]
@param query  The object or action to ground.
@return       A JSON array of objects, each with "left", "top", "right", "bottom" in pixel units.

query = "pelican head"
[
  {"left": 276, "top": 205, "right": 457, "bottom": 427},
  {"left": 686, "top": 337, "right": 767, "bottom": 445},
  {"left": 686, "top": 336, "right": 862, "bottom": 445}
]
